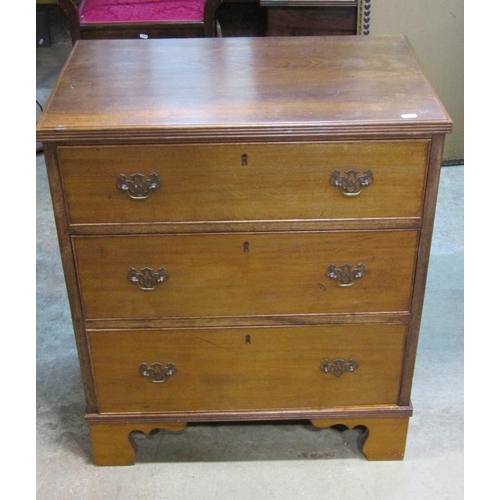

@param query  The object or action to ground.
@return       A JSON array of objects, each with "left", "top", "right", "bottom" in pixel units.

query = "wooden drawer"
[
  {"left": 89, "top": 325, "right": 406, "bottom": 413},
  {"left": 59, "top": 141, "right": 429, "bottom": 225},
  {"left": 73, "top": 230, "right": 417, "bottom": 320},
  {"left": 267, "top": 7, "right": 358, "bottom": 37}
]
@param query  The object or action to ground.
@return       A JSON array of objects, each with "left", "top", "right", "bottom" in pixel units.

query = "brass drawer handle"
[
  {"left": 326, "top": 263, "right": 366, "bottom": 287},
  {"left": 127, "top": 267, "right": 168, "bottom": 291},
  {"left": 139, "top": 362, "right": 176, "bottom": 383},
  {"left": 116, "top": 172, "right": 160, "bottom": 200},
  {"left": 321, "top": 358, "right": 358, "bottom": 377},
  {"left": 330, "top": 169, "right": 373, "bottom": 196}
]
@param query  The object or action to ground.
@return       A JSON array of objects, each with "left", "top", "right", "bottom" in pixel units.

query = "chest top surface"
[{"left": 36, "top": 35, "right": 452, "bottom": 141}]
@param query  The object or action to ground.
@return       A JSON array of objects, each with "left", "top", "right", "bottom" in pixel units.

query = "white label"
[
  {"left": 139, "top": 34, "right": 148, "bottom": 39},
  {"left": 401, "top": 113, "right": 418, "bottom": 119}
]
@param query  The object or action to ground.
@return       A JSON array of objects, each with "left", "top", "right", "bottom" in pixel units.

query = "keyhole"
[
  {"left": 241, "top": 154, "right": 248, "bottom": 166},
  {"left": 245, "top": 335, "right": 251, "bottom": 344},
  {"left": 243, "top": 241, "right": 250, "bottom": 252}
]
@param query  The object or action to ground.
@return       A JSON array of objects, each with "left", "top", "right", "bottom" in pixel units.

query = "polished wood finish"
[
  {"left": 36, "top": 37, "right": 451, "bottom": 142},
  {"left": 37, "top": 36, "right": 451, "bottom": 465},
  {"left": 73, "top": 231, "right": 418, "bottom": 319},
  {"left": 85, "top": 404, "right": 413, "bottom": 424},
  {"left": 69, "top": 218, "right": 423, "bottom": 236},
  {"left": 89, "top": 325, "right": 406, "bottom": 413},
  {"left": 59, "top": 141, "right": 429, "bottom": 225},
  {"left": 84, "top": 312, "right": 411, "bottom": 330}
]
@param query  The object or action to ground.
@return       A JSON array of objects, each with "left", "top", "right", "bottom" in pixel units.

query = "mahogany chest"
[{"left": 36, "top": 35, "right": 452, "bottom": 465}]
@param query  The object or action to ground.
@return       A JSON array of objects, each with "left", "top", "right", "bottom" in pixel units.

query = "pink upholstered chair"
[{"left": 58, "top": 0, "right": 222, "bottom": 45}]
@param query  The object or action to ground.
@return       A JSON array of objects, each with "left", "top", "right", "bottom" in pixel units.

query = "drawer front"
[
  {"left": 74, "top": 231, "right": 417, "bottom": 320},
  {"left": 267, "top": 7, "right": 358, "bottom": 37},
  {"left": 89, "top": 325, "right": 406, "bottom": 413},
  {"left": 59, "top": 141, "right": 429, "bottom": 225}
]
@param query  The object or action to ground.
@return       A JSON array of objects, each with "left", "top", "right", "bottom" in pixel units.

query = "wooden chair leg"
[
  {"left": 310, "top": 417, "right": 409, "bottom": 461},
  {"left": 58, "top": 0, "right": 82, "bottom": 45},
  {"left": 88, "top": 422, "right": 186, "bottom": 466}
]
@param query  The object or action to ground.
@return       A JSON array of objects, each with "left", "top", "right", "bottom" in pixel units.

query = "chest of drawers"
[{"left": 37, "top": 35, "right": 452, "bottom": 465}]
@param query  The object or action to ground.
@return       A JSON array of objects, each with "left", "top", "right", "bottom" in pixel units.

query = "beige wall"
[{"left": 370, "top": 0, "right": 463, "bottom": 160}]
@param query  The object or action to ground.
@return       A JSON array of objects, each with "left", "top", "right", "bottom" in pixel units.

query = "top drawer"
[{"left": 58, "top": 141, "right": 429, "bottom": 225}]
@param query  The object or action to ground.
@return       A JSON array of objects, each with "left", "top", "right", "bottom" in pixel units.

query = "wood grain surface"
[
  {"left": 59, "top": 140, "right": 429, "bottom": 225},
  {"left": 37, "top": 36, "right": 452, "bottom": 463},
  {"left": 36, "top": 36, "right": 452, "bottom": 142},
  {"left": 73, "top": 230, "right": 418, "bottom": 319},
  {"left": 88, "top": 324, "right": 406, "bottom": 413}
]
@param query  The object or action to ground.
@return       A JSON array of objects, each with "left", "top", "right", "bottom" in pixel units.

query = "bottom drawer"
[{"left": 89, "top": 325, "right": 406, "bottom": 413}]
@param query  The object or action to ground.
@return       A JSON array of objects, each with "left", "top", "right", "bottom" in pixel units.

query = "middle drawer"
[{"left": 73, "top": 231, "right": 417, "bottom": 320}]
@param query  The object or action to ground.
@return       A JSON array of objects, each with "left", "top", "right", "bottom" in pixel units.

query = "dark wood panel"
[
  {"left": 84, "top": 311, "right": 411, "bottom": 330},
  {"left": 85, "top": 404, "right": 414, "bottom": 424},
  {"left": 81, "top": 24, "right": 204, "bottom": 40},
  {"left": 267, "top": 7, "right": 357, "bottom": 36},
  {"left": 68, "top": 218, "right": 422, "bottom": 236}
]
